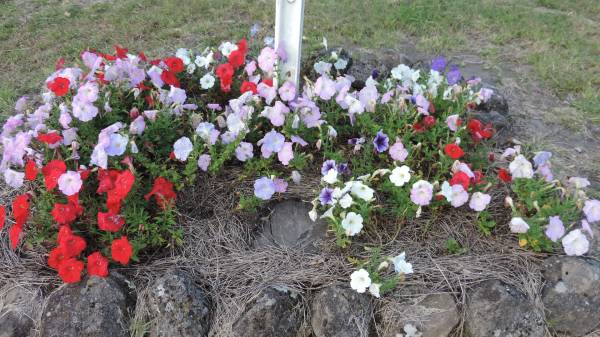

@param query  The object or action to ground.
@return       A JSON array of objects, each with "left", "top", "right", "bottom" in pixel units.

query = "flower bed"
[{"left": 0, "top": 36, "right": 598, "bottom": 294}]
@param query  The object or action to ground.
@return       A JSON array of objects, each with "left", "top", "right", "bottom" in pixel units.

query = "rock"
[
  {"left": 465, "top": 280, "right": 544, "bottom": 337},
  {"left": 478, "top": 89, "right": 509, "bottom": 116},
  {"left": 147, "top": 270, "right": 211, "bottom": 337},
  {"left": 346, "top": 47, "right": 416, "bottom": 90},
  {"left": 380, "top": 293, "right": 459, "bottom": 337},
  {"left": 40, "top": 274, "right": 134, "bottom": 337},
  {"left": 541, "top": 256, "right": 600, "bottom": 336},
  {"left": 311, "top": 286, "right": 372, "bottom": 337},
  {"left": 257, "top": 200, "right": 328, "bottom": 251},
  {"left": 0, "top": 286, "right": 41, "bottom": 337},
  {"left": 584, "top": 222, "right": 600, "bottom": 258},
  {"left": 232, "top": 287, "right": 300, "bottom": 337}
]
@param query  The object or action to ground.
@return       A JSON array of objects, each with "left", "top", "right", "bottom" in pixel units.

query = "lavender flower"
[
  {"left": 545, "top": 216, "right": 565, "bottom": 242},
  {"left": 235, "top": 142, "right": 254, "bottom": 162},
  {"left": 321, "top": 160, "right": 337, "bottom": 176},
  {"left": 254, "top": 177, "right": 276, "bottom": 200},
  {"left": 431, "top": 56, "right": 446, "bottom": 72},
  {"left": 197, "top": 154, "right": 211, "bottom": 172},
  {"left": 446, "top": 64, "right": 461, "bottom": 85}
]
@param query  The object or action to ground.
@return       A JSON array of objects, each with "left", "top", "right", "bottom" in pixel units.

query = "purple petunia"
[
  {"left": 372, "top": 130, "right": 389, "bottom": 153},
  {"left": 321, "top": 159, "right": 337, "bottom": 176},
  {"left": 259, "top": 130, "right": 285, "bottom": 158},
  {"left": 431, "top": 56, "right": 446, "bottom": 72},
  {"left": 254, "top": 177, "right": 276, "bottom": 200},
  {"left": 446, "top": 64, "right": 461, "bottom": 85},
  {"left": 545, "top": 216, "right": 565, "bottom": 242},
  {"left": 319, "top": 187, "right": 335, "bottom": 205}
]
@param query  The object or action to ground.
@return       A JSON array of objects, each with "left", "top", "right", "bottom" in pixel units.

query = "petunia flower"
[
  {"left": 4, "top": 168, "right": 24, "bottom": 189},
  {"left": 278, "top": 81, "right": 296, "bottom": 101},
  {"left": 277, "top": 142, "right": 294, "bottom": 166},
  {"left": 111, "top": 236, "right": 133, "bottom": 265},
  {"left": 581, "top": 220, "right": 594, "bottom": 238},
  {"left": 509, "top": 217, "right": 529, "bottom": 233},
  {"left": 372, "top": 130, "right": 389, "bottom": 153},
  {"left": 57, "top": 171, "right": 82, "bottom": 196},
  {"left": 509, "top": 155, "right": 534, "bottom": 179},
  {"left": 57, "top": 258, "right": 84, "bottom": 283},
  {"left": 448, "top": 184, "right": 469, "bottom": 207},
  {"left": 350, "top": 269, "right": 371, "bottom": 293},
  {"left": 469, "top": 192, "right": 491, "bottom": 212},
  {"left": 562, "top": 229, "right": 589, "bottom": 256},
  {"left": 197, "top": 154, "right": 211, "bottom": 172},
  {"left": 259, "top": 130, "right": 285, "bottom": 158},
  {"left": 319, "top": 187, "right": 335, "bottom": 206},
  {"left": 545, "top": 216, "right": 565, "bottom": 242},
  {"left": 444, "top": 143, "right": 464, "bottom": 160},
  {"left": 350, "top": 181, "right": 374, "bottom": 201},
  {"left": 235, "top": 142, "right": 254, "bottom": 162},
  {"left": 389, "top": 165, "right": 411, "bottom": 187},
  {"left": 97, "top": 212, "right": 125, "bottom": 232},
  {"left": 144, "top": 177, "right": 176, "bottom": 209},
  {"left": 342, "top": 212, "right": 364, "bottom": 236},
  {"left": 173, "top": 137, "right": 193, "bottom": 161},
  {"left": 410, "top": 180, "right": 433, "bottom": 206},
  {"left": 431, "top": 56, "right": 446, "bottom": 72},
  {"left": 389, "top": 139, "right": 409, "bottom": 162},
  {"left": 583, "top": 200, "right": 600, "bottom": 223},
  {"left": 87, "top": 252, "right": 109, "bottom": 277},
  {"left": 391, "top": 252, "right": 414, "bottom": 274},
  {"left": 257, "top": 47, "right": 277, "bottom": 73},
  {"left": 254, "top": 177, "right": 276, "bottom": 200}
]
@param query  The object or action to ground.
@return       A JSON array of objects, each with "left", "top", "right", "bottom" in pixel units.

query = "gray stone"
[
  {"left": 232, "top": 287, "right": 300, "bottom": 337},
  {"left": 585, "top": 223, "right": 600, "bottom": 258},
  {"left": 147, "top": 270, "right": 211, "bottom": 337},
  {"left": 346, "top": 47, "right": 416, "bottom": 90},
  {"left": 311, "top": 286, "right": 372, "bottom": 337},
  {"left": 40, "top": 274, "right": 133, "bottom": 337},
  {"left": 0, "top": 286, "right": 41, "bottom": 337},
  {"left": 380, "top": 293, "right": 459, "bottom": 337},
  {"left": 258, "top": 200, "right": 328, "bottom": 251},
  {"left": 542, "top": 256, "right": 600, "bottom": 336},
  {"left": 465, "top": 280, "right": 544, "bottom": 337}
]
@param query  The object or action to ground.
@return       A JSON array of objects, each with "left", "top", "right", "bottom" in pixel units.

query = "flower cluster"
[{"left": 0, "top": 31, "right": 597, "bottom": 289}]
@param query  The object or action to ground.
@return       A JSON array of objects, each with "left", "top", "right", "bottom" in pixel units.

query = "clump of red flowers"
[
  {"left": 444, "top": 143, "right": 465, "bottom": 160},
  {"left": 215, "top": 39, "right": 248, "bottom": 93},
  {"left": 47, "top": 77, "right": 70, "bottom": 96}
]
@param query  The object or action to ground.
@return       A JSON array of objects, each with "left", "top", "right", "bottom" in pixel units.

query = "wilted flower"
[
  {"left": 446, "top": 114, "right": 461, "bottom": 132},
  {"left": 391, "top": 252, "right": 413, "bottom": 274},
  {"left": 545, "top": 216, "right": 565, "bottom": 242},
  {"left": 583, "top": 200, "right": 600, "bottom": 223},
  {"left": 4, "top": 169, "right": 24, "bottom": 189},
  {"left": 509, "top": 154, "right": 534, "bottom": 179}
]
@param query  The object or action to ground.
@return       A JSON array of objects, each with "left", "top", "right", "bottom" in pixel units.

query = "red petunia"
[
  {"left": 97, "top": 169, "right": 119, "bottom": 194},
  {"left": 111, "top": 236, "right": 133, "bottom": 265},
  {"left": 423, "top": 115, "right": 436, "bottom": 128},
  {"left": 216, "top": 63, "right": 234, "bottom": 92},
  {"left": 47, "top": 77, "right": 70, "bottom": 97},
  {"left": 237, "top": 39, "right": 248, "bottom": 54},
  {"left": 97, "top": 212, "right": 125, "bottom": 232},
  {"left": 412, "top": 122, "right": 425, "bottom": 133},
  {"left": 240, "top": 81, "right": 257, "bottom": 94},
  {"left": 48, "top": 247, "right": 67, "bottom": 269},
  {"left": 57, "top": 226, "right": 73, "bottom": 245},
  {"left": 58, "top": 258, "right": 84, "bottom": 283},
  {"left": 0, "top": 205, "right": 5, "bottom": 230},
  {"left": 114, "top": 45, "right": 128, "bottom": 59},
  {"left": 41, "top": 160, "right": 66, "bottom": 191},
  {"left": 60, "top": 234, "right": 86, "bottom": 258},
  {"left": 450, "top": 171, "right": 470, "bottom": 191},
  {"left": 51, "top": 202, "right": 78, "bottom": 225},
  {"left": 9, "top": 224, "right": 22, "bottom": 250},
  {"left": 164, "top": 56, "right": 185, "bottom": 73},
  {"left": 228, "top": 49, "right": 245, "bottom": 69},
  {"left": 444, "top": 143, "right": 465, "bottom": 160},
  {"left": 112, "top": 170, "right": 135, "bottom": 200},
  {"left": 144, "top": 177, "right": 177, "bottom": 209},
  {"left": 12, "top": 194, "right": 30, "bottom": 226},
  {"left": 36, "top": 132, "right": 63, "bottom": 145},
  {"left": 498, "top": 168, "right": 512, "bottom": 183},
  {"left": 87, "top": 252, "right": 109, "bottom": 277},
  {"left": 467, "top": 119, "right": 494, "bottom": 142},
  {"left": 160, "top": 70, "right": 180, "bottom": 88},
  {"left": 138, "top": 52, "right": 147, "bottom": 62},
  {"left": 262, "top": 78, "right": 273, "bottom": 87},
  {"left": 25, "top": 160, "right": 38, "bottom": 181}
]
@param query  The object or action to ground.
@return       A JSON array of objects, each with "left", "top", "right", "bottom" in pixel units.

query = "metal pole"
[{"left": 274, "top": 0, "right": 305, "bottom": 90}]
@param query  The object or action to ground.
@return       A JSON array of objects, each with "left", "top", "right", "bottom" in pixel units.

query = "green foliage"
[
  {"left": 237, "top": 194, "right": 263, "bottom": 213},
  {"left": 444, "top": 238, "right": 467, "bottom": 255}
]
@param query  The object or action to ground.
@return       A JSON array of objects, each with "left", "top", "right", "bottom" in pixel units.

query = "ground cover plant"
[{"left": 0, "top": 34, "right": 597, "bottom": 297}]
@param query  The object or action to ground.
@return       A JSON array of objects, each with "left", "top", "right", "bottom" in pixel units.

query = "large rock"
[
  {"left": 40, "top": 274, "right": 134, "bottom": 337},
  {"left": 542, "top": 256, "right": 600, "bottom": 336},
  {"left": 380, "top": 293, "right": 459, "bottom": 337},
  {"left": 465, "top": 280, "right": 544, "bottom": 337},
  {"left": 147, "top": 270, "right": 211, "bottom": 337},
  {"left": 311, "top": 286, "right": 372, "bottom": 337},
  {"left": 0, "top": 286, "right": 41, "bottom": 337},
  {"left": 257, "top": 200, "right": 328, "bottom": 251},
  {"left": 232, "top": 287, "right": 300, "bottom": 337}
]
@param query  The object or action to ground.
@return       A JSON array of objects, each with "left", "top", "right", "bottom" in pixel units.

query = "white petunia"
[
  {"left": 175, "top": 48, "right": 191, "bottom": 65},
  {"left": 449, "top": 184, "right": 469, "bottom": 208},
  {"left": 341, "top": 212, "right": 363, "bottom": 236},
  {"left": 469, "top": 192, "right": 492, "bottom": 212},
  {"left": 322, "top": 168, "right": 338, "bottom": 184},
  {"left": 105, "top": 133, "right": 128, "bottom": 156},
  {"left": 200, "top": 73, "right": 215, "bottom": 90},
  {"left": 4, "top": 169, "right": 24, "bottom": 189},
  {"left": 509, "top": 217, "right": 530, "bottom": 233},
  {"left": 195, "top": 51, "right": 214, "bottom": 69},
  {"left": 389, "top": 165, "right": 411, "bottom": 187},
  {"left": 339, "top": 194, "right": 353, "bottom": 209},
  {"left": 350, "top": 269, "right": 371, "bottom": 293},
  {"left": 562, "top": 229, "right": 589, "bottom": 256},
  {"left": 218, "top": 41, "right": 238, "bottom": 57},
  {"left": 173, "top": 137, "right": 193, "bottom": 161},
  {"left": 509, "top": 154, "right": 534, "bottom": 179},
  {"left": 57, "top": 170, "right": 83, "bottom": 196},
  {"left": 391, "top": 252, "right": 414, "bottom": 274},
  {"left": 368, "top": 283, "right": 381, "bottom": 298},
  {"left": 350, "top": 181, "right": 374, "bottom": 201}
]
